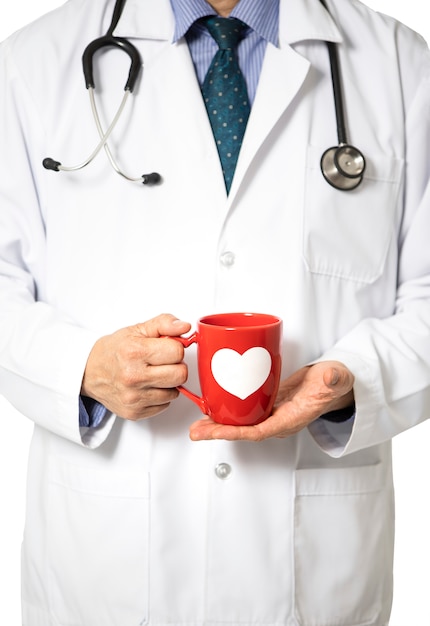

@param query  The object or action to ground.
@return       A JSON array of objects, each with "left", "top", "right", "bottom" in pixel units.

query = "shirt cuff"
[
  {"left": 79, "top": 396, "right": 109, "bottom": 428},
  {"left": 319, "top": 404, "right": 356, "bottom": 423}
]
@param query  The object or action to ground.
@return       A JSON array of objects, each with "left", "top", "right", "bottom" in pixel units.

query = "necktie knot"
[{"left": 202, "top": 16, "right": 248, "bottom": 51}]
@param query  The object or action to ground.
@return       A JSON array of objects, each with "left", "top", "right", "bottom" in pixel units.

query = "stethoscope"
[
  {"left": 43, "top": 0, "right": 366, "bottom": 191},
  {"left": 318, "top": 0, "right": 366, "bottom": 190},
  {"left": 43, "top": 0, "right": 161, "bottom": 185}
]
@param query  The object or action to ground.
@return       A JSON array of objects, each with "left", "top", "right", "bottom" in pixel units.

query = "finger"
[
  {"left": 122, "top": 402, "right": 173, "bottom": 421},
  {"left": 119, "top": 362, "right": 188, "bottom": 393},
  {"left": 135, "top": 314, "right": 191, "bottom": 339},
  {"left": 145, "top": 362, "right": 188, "bottom": 388},
  {"left": 117, "top": 387, "right": 180, "bottom": 421},
  {"left": 189, "top": 394, "right": 316, "bottom": 442},
  {"left": 189, "top": 418, "right": 267, "bottom": 442},
  {"left": 126, "top": 336, "right": 187, "bottom": 367},
  {"left": 135, "top": 404, "right": 172, "bottom": 420}
]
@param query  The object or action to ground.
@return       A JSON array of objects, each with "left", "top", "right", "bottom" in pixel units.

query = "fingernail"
[{"left": 330, "top": 369, "right": 340, "bottom": 385}]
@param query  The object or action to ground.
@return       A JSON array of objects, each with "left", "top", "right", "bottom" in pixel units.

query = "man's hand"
[
  {"left": 81, "top": 314, "right": 191, "bottom": 420},
  {"left": 189, "top": 360, "right": 354, "bottom": 441}
]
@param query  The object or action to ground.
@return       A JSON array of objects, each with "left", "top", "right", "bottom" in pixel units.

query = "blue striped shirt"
[
  {"left": 171, "top": 0, "right": 279, "bottom": 104},
  {"left": 80, "top": 0, "right": 280, "bottom": 428}
]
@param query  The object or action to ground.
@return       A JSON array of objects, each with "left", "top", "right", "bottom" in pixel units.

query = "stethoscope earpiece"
[{"left": 320, "top": 144, "right": 365, "bottom": 191}]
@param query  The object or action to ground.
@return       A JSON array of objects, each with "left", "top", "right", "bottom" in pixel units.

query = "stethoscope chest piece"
[{"left": 321, "top": 144, "right": 366, "bottom": 191}]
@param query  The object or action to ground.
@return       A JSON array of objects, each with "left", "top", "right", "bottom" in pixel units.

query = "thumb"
[{"left": 322, "top": 361, "right": 355, "bottom": 395}]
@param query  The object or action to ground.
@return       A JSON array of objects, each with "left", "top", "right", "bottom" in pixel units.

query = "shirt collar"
[
  {"left": 113, "top": 0, "right": 341, "bottom": 47},
  {"left": 171, "top": 0, "right": 279, "bottom": 47}
]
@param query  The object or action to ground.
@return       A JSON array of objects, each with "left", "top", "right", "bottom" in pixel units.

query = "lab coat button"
[
  {"left": 215, "top": 463, "right": 232, "bottom": 479},
  {"left": 220, "top": 251, "right": 235, "bottom": 267}
]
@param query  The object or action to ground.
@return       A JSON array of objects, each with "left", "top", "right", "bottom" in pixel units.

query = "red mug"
[{"left": 175, "top": 312, "right": 282, "bottom": 426}]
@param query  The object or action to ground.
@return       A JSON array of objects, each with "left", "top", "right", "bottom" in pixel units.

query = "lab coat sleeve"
[
  {"left": 0, "top": 39, "right": 115, "bottom": 449},
  {"left": 309, "top": 41, "right": 430, "bottom": 457}
]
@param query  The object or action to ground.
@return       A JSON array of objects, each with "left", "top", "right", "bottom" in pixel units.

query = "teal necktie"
[{"left": 201, "top": 17, "right": 251, "bottom": 194}]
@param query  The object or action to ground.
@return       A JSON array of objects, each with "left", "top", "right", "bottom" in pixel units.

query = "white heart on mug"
[{"left": 210, "top": 347, "right": 272, "bottom": 400}]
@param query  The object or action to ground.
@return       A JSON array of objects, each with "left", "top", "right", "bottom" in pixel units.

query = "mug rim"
[{"left": 198, "top": 312, "right": 282, "bottom": 329}]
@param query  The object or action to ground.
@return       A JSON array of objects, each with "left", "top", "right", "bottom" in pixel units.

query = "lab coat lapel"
[
  {"left": 227, "top": 43, "right": 310, "bottom": 201},
  {"left": 113, "top": 0, "right": 174, "bottom": 40},
  {"left": 115, "top": 0, "right": 228, "bottom": 197},
  {"left": 227, "top": 0, "right": 342, "bottom": 203},
  {"left": 162, "top": 40, "right": 229, "bottom": 197}
]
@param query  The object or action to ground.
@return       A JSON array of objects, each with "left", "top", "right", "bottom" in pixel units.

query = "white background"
[{"left": 0, "top": 1, "right": 429, "bottom": 624}]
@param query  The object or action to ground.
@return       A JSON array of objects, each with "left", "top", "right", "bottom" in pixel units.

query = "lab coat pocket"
[
  {"left": 294, "top": 463, "right": 393, "bottom": 626},
  {"left": 47, "top": 457, "right": 150, "bottom": 625},
  {"left": 304, "top": 146, "right": 404, "bottom": 283}
]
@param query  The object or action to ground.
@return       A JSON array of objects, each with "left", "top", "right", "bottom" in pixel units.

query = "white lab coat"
[{"left": 1, "top": 0, "right": 430, "bottom": 624}]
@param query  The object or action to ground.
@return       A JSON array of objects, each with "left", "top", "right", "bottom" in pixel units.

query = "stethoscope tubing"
[
  {"left": 319, "top": 0, "right": 366, "bottom": 190},
  {"left": 89, "top": 88, "right": 144, "bottom": 182},
  {"left": 47, "top": 89, "right": 130, "bottom": 173},
  {"left": 326, "top": 40, "right": 348, "bottom": 146}
]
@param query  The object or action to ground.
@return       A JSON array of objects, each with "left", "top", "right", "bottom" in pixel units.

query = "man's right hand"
[{"left": 81, "top": 314, "right": 191, "bottom": 420}]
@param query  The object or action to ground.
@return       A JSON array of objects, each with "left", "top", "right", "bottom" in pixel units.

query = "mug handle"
[{"left": 170, "top": 333, "right": 207, "bottom": 414}]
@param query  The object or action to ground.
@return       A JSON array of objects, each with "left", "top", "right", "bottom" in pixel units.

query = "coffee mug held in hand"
[{"left": 174, "top": 312, "right": 282, "bottom": 426}]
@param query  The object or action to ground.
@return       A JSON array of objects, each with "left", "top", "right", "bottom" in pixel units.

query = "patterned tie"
[{"left": 201, "top": 17, "right": 251, "bottom": 193}]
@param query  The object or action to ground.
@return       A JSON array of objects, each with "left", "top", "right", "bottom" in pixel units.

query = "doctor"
[{"left": 0, "top": 0, "right": 430, "bottom": 624}]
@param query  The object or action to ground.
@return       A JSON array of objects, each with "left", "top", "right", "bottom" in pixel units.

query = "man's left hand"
[{"left": 189, "top": 360, "right": 354, "bottom": 441}]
